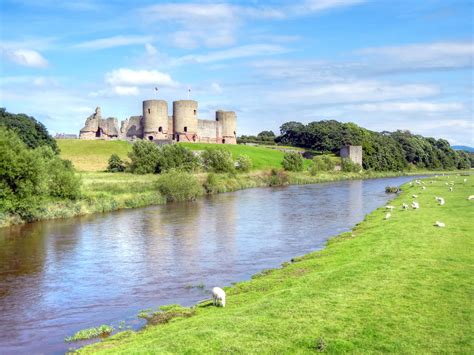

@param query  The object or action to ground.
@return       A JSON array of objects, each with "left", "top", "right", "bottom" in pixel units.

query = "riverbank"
[
  {"left": 0, "top": 169, "right": 468, "bottom": 228},
  {"left": 80, "top": 174, "right": 473, "bottom": 353}
]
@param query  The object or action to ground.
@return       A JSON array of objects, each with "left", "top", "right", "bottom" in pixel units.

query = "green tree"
[
  {"left": 156, "top": 144, "right": 198, "bottom": 173},
  {"left": 201, "top": 148, "right": 235, "bottom": 173},
  {"left": 236, "top": 154, "right": 252, "bottom": 172},
  {"left": 0, "top": 108, "right": 59, "bottom": 153},
  {"left": 128, "top": 140, "right": 160, "bottom": 174},
  {"left": 106, "top": 154, "right": 126, "bottom": 172}
]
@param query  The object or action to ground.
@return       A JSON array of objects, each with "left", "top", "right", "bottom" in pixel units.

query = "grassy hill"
[
  {"left": 81, "top": 175, "right": 473, "bottom": 353},
  {"left": 57, "top": 139, "right": 132, "bottom": 172},
  {"left": 57, "top": 140, "right": 299, "bottom": 172}
]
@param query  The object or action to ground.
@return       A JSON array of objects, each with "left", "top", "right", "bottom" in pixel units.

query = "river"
[{"left": 0, "top": 176, "right": 420, "bottom": 354}]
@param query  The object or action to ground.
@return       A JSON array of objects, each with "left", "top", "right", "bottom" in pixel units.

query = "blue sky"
[{"left": 0, "top": 0, "right": 473, "bottom": 145}]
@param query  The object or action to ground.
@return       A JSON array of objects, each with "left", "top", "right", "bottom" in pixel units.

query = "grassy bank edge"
[
  {"left": 78, "top": 174, "right": 473, "bottom": 353},
  {"left": 0, "top": 169, "right": 466, "bottom": 228}
]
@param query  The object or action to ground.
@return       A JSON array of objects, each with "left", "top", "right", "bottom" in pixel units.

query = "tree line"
[{"left": 273, "top": 120, "right": 471, "bottom": 171}]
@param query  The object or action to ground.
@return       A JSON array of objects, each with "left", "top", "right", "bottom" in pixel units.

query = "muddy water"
[{"left": 0, "top": 176, "right": 419, "bottom": 354}]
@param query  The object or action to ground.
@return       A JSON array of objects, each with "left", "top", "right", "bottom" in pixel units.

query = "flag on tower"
[{"left": 155, "top": 87, "right": 158, "bottom": 91}]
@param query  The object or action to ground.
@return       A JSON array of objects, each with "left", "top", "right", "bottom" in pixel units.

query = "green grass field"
[
  {"left": 57, "top": 139, "right": 301, "bottom": 172},
  {"left": 81, "top": 175, "right": 473, "bottom": 353},
  {"left": 57, "top": 139, "right": 132, "bottom": 172}
]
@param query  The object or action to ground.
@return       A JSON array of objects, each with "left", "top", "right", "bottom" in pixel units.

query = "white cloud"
[
  {"left": 113, "top": 86, "right": 140, "bottom": 96},
  {"left": 358, "top": 41, "right": 474, "bottom": 71},
  {"left": 271, "top": 81, "right": 439, "bottom": 105},
  {"left": 177, "top": 44, "right": 288, "bottom": 64},
  {"left": 104, "top": 68, "right": 178, "bottom": 87},
  {"left": 144, "top": 43, "right": 158, "bottom": 56},
  {"left": 211, "top": 82, "right": 223, "bottom": 93},
  {"left": 353, "top": 101, "right": 465, "bottom": 113},
  {"left": 2, "top": 48, "right": 48, "bottom": 68},
  {"left": 74, "top": 35, "right": 154, "bottom": 50}
]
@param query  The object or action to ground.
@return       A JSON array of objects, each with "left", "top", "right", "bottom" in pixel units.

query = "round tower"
[
  {"left": 216, "top": 110, "right": 237, "bottom": 144},
  {"left": 142, "top": 100, "right": 168, "bottom": 140},
  {"left": 172, "top": 100, "right": 198, "bottom": 142}
]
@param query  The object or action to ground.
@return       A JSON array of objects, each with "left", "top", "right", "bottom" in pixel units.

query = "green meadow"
[{"left": 81, "top": 175, "right": 473, "bottom": 353}]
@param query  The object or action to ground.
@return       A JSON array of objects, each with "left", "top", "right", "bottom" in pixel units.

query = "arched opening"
[
  {"left": 95, "top": 128, "right": 101, "bottom": 137},
  {"left": 158, "top": 126, "right": 162, "bottom": 132},
  {"left": 176, "top": 134, "right": 180, "bottom": 142},
  {"left": 222, "top": 138, "right": 226, "bottom": 144},
  {"left": 148, "top": 136, "right": 154, "bottom": 141},
  {"left": 184, "top": 126, "right": 188, "bottom": 132}
]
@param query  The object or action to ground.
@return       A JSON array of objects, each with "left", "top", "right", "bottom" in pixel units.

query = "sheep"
[
  {"left": 438, "top": 197, "right": 445, "bottom": 206},
  {"left": 449, "top": 187, "right": 453, "bottom": 192},
  {"left": 402, "top": 203, "right": 409, "bottom": 210},
  {"left": 411, "top": 201, "right": 420, "bottom": 209},
  {"left": 445, "top": 182, "right": 449, "bottom": 185},
  {"left": 434, "top": 221, "right": 445, "bottom": 228},
  {"left": 385, "top": 212, "right": 391, "bottom": 220},
  {"left": 412, "top": 194, "right": 418, "bottom": 198},
  {"left": 463, "top": 178, "right": 467, "bottom": 183},
  {"left": 468, "top": 195, "right": 474, "bottom": 200},
  {"left": 385, "top": 205, "right": 395, "bottom": 210},
  {"left": 422, "top": 186, "right": 426, "bottom": 190},
  {"left": 212, "top": 287, "right": 226, "bottom": 307}
]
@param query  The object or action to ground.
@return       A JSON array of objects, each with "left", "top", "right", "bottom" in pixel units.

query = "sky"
[{"left": 0, "top": 0, "right": 473, "bottom": 145}]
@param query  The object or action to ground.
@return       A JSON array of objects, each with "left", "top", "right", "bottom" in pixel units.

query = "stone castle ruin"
[
  {"left": 80, "top": 100, "right": 237, "bottom": 144},
  {"left": 340, "top": 145, "right": 363, "bottom": 166}
]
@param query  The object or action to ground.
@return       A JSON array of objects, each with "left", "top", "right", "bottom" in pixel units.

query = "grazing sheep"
[
  {"left": 434, "top": 221, "right": 445, "bottom": 228},
  {"left": 468, "top": 195, "right": 474, "bottom": 200},
  {"left": 212, "top": 287, "right": 226, "bottom": 307},
  {"left": 412, "top": 194, "right": 418, "bottom": 198},
  {"left": 385, "top": 205, "right": 395, "bottom": 210},
  {"left": 402, "top": 203, "right": 409, "bottom": 210},
  {"left": 449, "top": 187, "right": 453, "bottom": 192},
  {"left": 385, "top": 212, "right": 391, "bottom": 220},
  {"left": 411, "top": 201, "right": 420, "bottom": 209},
  {"left": 422, "top": 186, "right": 426, "bottom": 190},
  {"left": 463, "top": 178, "right": 467, "bottom": 183},
  {"left": 445, "top": 182, "right": 449, "bottom": 185},
  {"left": 438, "top": 197, "right": 445, "bottom": 206}
]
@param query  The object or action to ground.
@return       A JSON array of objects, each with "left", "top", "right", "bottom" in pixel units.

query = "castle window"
[
  {"left": 148, "top": 136, "right": 153, "bottom": 141},
  {"left": 148, "top": 108, "right": 151, "bottom": 114},
  {"left": 158, "top": 126, "right": 162, "bottom": 132},
  {"left": 193, "top": 110, "right": 196, "bottom": 115},
  {"left": 222, "top": 139, "right": 226, "bottom": 144},
  {"left": 184, "top": 126, "right": 188, "bottom": 132}
]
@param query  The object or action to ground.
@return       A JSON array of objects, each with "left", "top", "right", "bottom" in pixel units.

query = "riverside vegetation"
[
  {"left": 79, "top": 175, "right": 473, "bottom": 353},
  {"left": 0, "top": 109, "right": 471, "bottom": 227}
]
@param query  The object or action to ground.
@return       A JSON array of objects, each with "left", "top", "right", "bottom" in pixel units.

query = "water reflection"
[{"left": 0, "top": 176, "right": 419, "bottom": 354}]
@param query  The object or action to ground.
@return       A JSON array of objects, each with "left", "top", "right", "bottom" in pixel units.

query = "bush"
[
  {"left": 236, "top": 154, "right": 252, "bottom": 172},
  {"left": 341, "top": 158, "right": 362, "bottom": 172},
  {"left": 155, "top": 169, "right": 203, "bottom": 202},
  {"left": 128, "top": 140, "right": 160, "bottom": 174},
  {"left": 282, "top": 152, "right": 304, "bottom": 171},
  {"left": 321, "top": 155, "right": 335, "bottom": 170},
  {"left": 0, "top": 127, "right": 81, "bottom": 218},
  {"left": 106, "top": 154, "right": 126, "bottom": 172},
  {"left": 201, "top": 147, "right": 235, "bottom": 173},
  {"left": 268, "top": 168, "right": 289, "bottom": 186},
  {"left": 156, "top": 144, "right": 198, "bottom": 173}
]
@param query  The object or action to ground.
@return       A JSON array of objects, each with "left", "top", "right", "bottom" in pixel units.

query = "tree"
[
  {"left": 107, "top": 154, "right": 126, "bottom": 172},
  {"left": 201, "top": 147, "right": 235, "bottom": 173},
  {"left": 128, "top": 140, "right": 160, "bottom": 174},
  {"left": 0, "top": 108, "right": 59, "bottom": 153},
  {"left": 282, "top": 152, "right": 304, "bottom": 171}
]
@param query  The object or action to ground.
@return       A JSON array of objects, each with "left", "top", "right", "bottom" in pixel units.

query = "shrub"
[
  {"left": 268, "top": 168, "right": 289, "bottom": 186},
  {"left": 107, "top": 154, "right": 126, "bottom": 172},
  {"left": 321, "top": 155, "right": 335, "bottom": 170},
  {"left": 385, "top": 186, "right": 400, "bottom": 193},
  {"left": 128, "top": 140, "right": 160, "bottom": 174},
  {"left": 341, "top": 158, "right": 362, "bottom": 172},
  {"left": 236, "top": 154, "right": 252, "bottom": 172},
  {"left": 0, "top": 128, "right": 81, "bottom": 219},
  {"left": 156, "top": 144, "right": 198, "bottom": 173},
  {"left": 201, "top": 147, "right": 235, "bottom": 173},
  {"left": 155, "top": 169, "right": 203, "bottom": 202},
  {"left": 282, "top": 152, "right": 304, "bottom": 171}
]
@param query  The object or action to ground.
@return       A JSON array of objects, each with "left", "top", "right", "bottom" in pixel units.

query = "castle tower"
[
  {"left": 142, "top": 100, "right": 168, "bottom": 140},
  {"left": 216, "top": 110, "right": 237, "bottom": 144},
  {"left": 172, "top": 100, "right": 198, "bottom": 142}
]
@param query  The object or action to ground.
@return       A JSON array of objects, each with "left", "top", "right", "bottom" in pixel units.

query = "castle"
[{"left": 79, "top": 100, "right": 237, "bottom": 144}]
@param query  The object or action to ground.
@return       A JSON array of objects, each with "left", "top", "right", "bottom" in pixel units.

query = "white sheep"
[
  {"left": 463, "top": 178, "right": 467, "bottom": 183},
  {"left": 434, "top": 221, "right": 445, "bottom": 228},
  {"left": 411, "top": 201, "right": 419, "bottom": 209},
  {"left": 402, "top": 203, "right": 409, "bottom": 210},
  {"left": 438, "top": 197, "right": 445, "bottom": 206},
  {"left": 212, "top": 287, "right": 226, "bottom": 307},
  {"left": 468, "top": 195, "right": 474, "bottom": 200},
  {"left": 422, "top": 186, "right": 426, "bottom": 190},
  {"left": 449, "top": 187, "right": 453, "bottom": 192},
  {"left": 385, "top": 212, "right": 391, "bottom": 220},
  {"left": 385, "top": 205, "right": 395, "bottom": 210},
  {"left": 412, "top": 194, "right": 418, "bottom": 198}
]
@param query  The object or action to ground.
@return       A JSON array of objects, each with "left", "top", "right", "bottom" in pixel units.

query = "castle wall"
[
  {"left": 121, "top": 116, "right": 143, "bottom": 139},
  {"left": 340, "top": 145, "right": 363, "bottom": 166},
  {"left": 197, "top": 119, "right": 220, "bottom": 143}
]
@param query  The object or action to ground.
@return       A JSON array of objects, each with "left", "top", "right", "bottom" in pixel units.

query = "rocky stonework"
[
  {"left": 79, "top": 107, "right": 120, "bottom": 140},
  {"left": 120, "top": 116, "right": 143, "bottom": 139}
]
